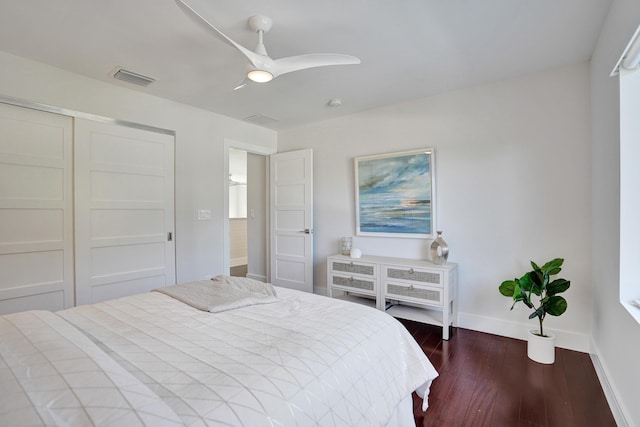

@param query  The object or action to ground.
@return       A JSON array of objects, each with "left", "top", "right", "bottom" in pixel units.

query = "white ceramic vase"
[{"left": 527, "top": 329, "right": 555, "bottom": 364}]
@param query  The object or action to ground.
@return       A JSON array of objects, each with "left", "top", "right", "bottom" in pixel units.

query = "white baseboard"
[
  {"left": 230, "top": 257, "right": 248, "bottom": 267},
  {"left": 456, "top": 311, "right": 590, "bottom": 353},
  {"left": 315, "top": 286, "right": 328, "bottom": 296},
  {"left": 246, "top": 273, "right": 267, "bottom": 282},
  {"left": 590, "top": 339, "right": 631, "bottom": 427}
]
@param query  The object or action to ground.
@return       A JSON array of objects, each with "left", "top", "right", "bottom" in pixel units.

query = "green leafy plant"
[{"left": 498, "top": 258, "right": 570, "bottom": 337}]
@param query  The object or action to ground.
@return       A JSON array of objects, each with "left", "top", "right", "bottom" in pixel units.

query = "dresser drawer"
[
  {"left": 385, "top": 281, "right": 443, "bottom": 305},
  {"left": 330, "top": 259, "right": 376, "bottom": 277},
  {"left": 327, "top": 254, "right": 458, "bottom": 340},
  {"left": 385, "top": 266, "right": 442, "bottom": 287},
  {"left": 331, "top": 273, "right": 376, "bottom": 294}
]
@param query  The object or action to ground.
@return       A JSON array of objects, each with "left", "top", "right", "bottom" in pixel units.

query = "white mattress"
[
  {"left": 0, "top": 310, "right": 183, "bottom": 426},
  {"left": 59, "top": 287, "right": 438, "bottom": 426}
]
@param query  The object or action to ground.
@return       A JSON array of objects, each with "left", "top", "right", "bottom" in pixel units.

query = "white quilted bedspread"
[
  {"left": 0, "top": 310, "right": 183, "bottom": 426},
  {"left": 59, "top": 288, "right": 438, "bottom": 427}
]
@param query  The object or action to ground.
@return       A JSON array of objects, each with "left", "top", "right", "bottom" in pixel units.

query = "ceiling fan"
[{"left": 174, "top": 0, "right": 361, "bottom": 90}]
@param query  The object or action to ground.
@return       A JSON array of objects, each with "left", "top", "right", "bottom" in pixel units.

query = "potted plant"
[{"left": 498, "top": 258, "right": 570, "bottom": 364}]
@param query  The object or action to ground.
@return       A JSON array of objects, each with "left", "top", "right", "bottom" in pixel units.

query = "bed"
[{"left": 0, "top": 277, "right": 438, "bottom": 426}]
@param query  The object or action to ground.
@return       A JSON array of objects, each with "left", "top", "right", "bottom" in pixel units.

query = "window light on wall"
[{"left": 613, "top": 24, "right": 640, "bottom": 324}]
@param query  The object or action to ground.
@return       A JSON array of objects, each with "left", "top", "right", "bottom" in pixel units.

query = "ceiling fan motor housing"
[{"left": 248, "top": 15, "right": 272, "bottom": 33}]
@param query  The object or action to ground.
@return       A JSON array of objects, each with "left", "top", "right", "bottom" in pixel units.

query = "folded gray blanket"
[{"left": 153, "top": 275, "right": 278, "bottom": 313}]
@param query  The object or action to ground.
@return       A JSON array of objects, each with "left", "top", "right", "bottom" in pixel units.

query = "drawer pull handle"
[
  {"left": 409, "top": 285, "right": 414, "bottom": 290},
  {"left": 349, "top": 262, "right": 354, "bottom": 267},
  {"left": 349, "top": 276, "right": 354, "bottom": 281},
  {"left": 409, "top": 268, "right": 414, "bottom": 274}
]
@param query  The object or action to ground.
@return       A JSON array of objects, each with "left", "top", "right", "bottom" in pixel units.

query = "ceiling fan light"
[{"left": 247, "top": 69, "right": 273, "bottom": 83}]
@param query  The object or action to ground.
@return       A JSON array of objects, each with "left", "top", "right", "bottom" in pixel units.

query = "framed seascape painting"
[{"left": 355, "top": 148, "right": 435, "bottom": 238}]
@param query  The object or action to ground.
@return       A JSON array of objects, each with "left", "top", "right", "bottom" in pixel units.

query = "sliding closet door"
[
  {"left": 74, "top": 119, "right": 175, "bottom": 305},
  {"left": 0, "top": 103, "right": 74, "bottom": 314}
]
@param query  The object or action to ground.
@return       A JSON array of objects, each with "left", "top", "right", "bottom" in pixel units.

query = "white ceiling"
[{"left": 0, "top": 0, "right": 612, "bottom": 130}]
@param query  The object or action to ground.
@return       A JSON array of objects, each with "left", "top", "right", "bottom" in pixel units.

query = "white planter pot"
[{"left": 527, "top": 329, "right": 555, "bottom": 364}]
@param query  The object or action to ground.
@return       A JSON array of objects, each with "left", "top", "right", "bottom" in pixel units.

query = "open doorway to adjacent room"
[
  {"left": 228, "top": 148, "right": 248, "bottom": 277},
  {"left": 227, "top": 147, "right": 268, "bottom": 281}
]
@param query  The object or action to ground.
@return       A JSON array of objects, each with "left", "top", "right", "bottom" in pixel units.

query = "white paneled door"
[
  {"left": 270, "top": 149, "right": 313, "bottom": 292},
  {"left": 74, "top": 119, "right": 175, "bottom": 305},
  {"left": 0, "top": 103, "right": 74, "bottom": 314}
]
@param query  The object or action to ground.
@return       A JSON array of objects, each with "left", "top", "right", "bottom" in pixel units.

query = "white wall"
[
  {"left": 279, "top": 62, "right": 593, "bottom": 351},
  {"left": 590, "top": 0, "right": 640, "bottom": 425},
  {"left": 0, "top": 51, "right": 277, "bottom": 283}
]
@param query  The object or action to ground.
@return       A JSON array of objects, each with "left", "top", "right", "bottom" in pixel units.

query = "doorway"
[
  {"left": 228, "top": 148, "right": 248, "bottom": 277},
  {"left": 224, "top": 142, "right": 272, "bottom": 282}
]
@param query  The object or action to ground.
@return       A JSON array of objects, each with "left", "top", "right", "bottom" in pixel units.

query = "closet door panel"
[
  {"left": 74, "top": 119, "right": 175, "bottom": 305},
  {"left": 0, "top": 103, "right": 73, "bottom": 314}
]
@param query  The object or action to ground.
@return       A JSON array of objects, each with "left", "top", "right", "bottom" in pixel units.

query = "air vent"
[
  {"left": 243, "top": 114, "right": 279, "bottom": 126},
  {"left": 112, "top": 67, "right": 155, "bottom": 87}
]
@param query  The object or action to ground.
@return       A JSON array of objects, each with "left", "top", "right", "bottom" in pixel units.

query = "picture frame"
[{"left": 354, "top": 148, "right": 435, "bottom": 238}]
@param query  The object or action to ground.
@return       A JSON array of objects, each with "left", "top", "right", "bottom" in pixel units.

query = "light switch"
[{"left": 197, "top": 209, "right": 212, "bottom": 220}]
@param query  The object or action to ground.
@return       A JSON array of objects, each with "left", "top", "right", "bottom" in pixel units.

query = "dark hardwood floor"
[{"left": 399, "top": 319, "right": 617, "bottom": 427}]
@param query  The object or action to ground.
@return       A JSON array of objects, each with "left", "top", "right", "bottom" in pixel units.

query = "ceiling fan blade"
[
  {"left": 174, "top": 0, "right": 266, "bottom": 68},
  {"left": 233, "top": 78, "right": 250, "bottom": 91},
  {"left": 272, "top": 54, "right": 361, "bottom": 77}
]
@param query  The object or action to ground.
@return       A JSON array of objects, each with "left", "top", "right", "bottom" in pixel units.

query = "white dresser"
[{"left": 327, "top": 254, "right": 458, "bottom": 339}]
